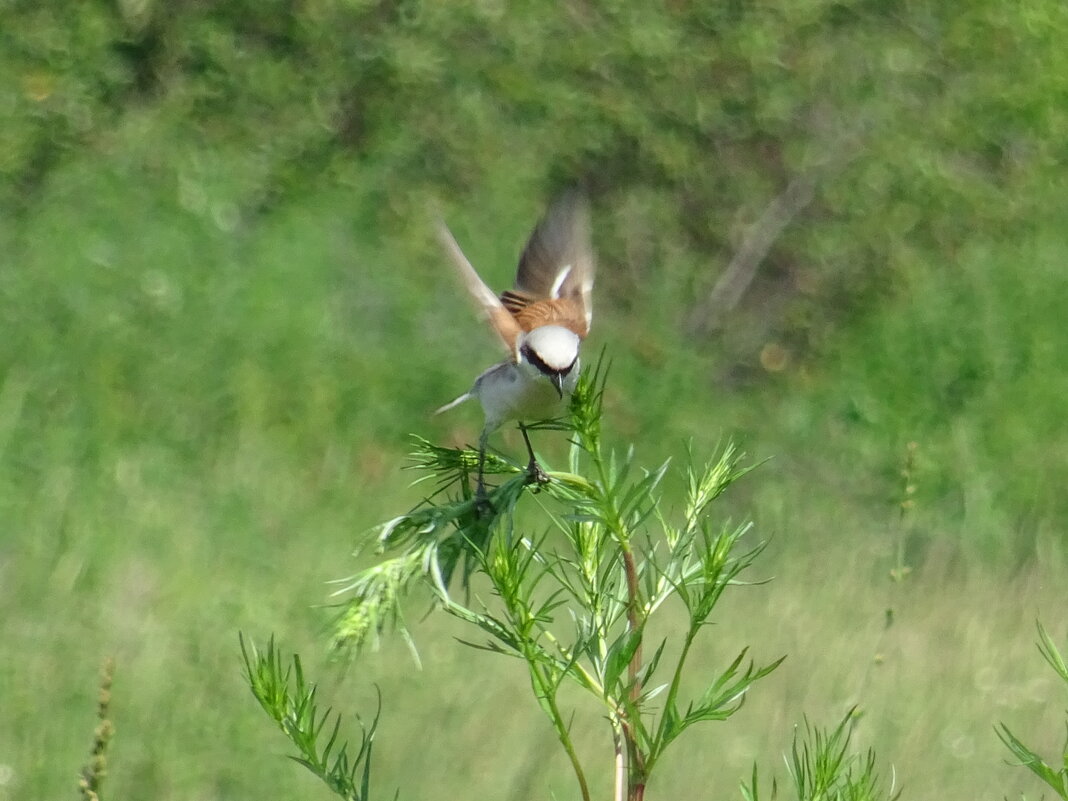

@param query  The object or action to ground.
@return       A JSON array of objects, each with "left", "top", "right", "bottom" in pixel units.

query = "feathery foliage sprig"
[
  {"left": 741, "top": 711, "right": 900, "bottom": 801},
  {"left": 996, "top": 622, "right": 1068, "bottom": 799},
  {"left": 241, "top": 636, "right": 385, "bottom": 801},
  {"left": 246, "top": 362, "right": 898, "bottom": 801},
  {"left": 78, "top": 659, "right": 115, "bottom": 801},
  {"left": 324, "top": 362, "right": 780, "bottom": 800}
]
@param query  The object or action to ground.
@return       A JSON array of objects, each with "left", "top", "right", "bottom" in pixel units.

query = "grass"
[{"left": 1, "top": 149, "right": 1066, "bottom": 800}]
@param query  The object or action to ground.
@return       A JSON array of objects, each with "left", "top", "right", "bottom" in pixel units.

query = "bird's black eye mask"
[{"left": 521, "top": 344, "right": 577, "bottom": 378}]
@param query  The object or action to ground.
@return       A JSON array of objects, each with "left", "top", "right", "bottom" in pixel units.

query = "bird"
[{"left": 434, "top": 193, "right": 595, "bottom": 502}]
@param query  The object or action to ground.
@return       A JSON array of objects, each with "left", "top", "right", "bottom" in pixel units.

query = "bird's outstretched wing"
[
  {"left": 502, "top": 192, "right": 594, "bottom": 338},
  {"left": 435, "top": 220, "right": 523, "bottom": 356}
]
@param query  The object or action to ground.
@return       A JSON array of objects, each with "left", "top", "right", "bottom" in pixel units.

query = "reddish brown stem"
[
  {"left": 620, "top": 546, "right": 647, "bottom": 800},
  {"left": 621, "top": 547, "right": 643, "bottom": 701}
]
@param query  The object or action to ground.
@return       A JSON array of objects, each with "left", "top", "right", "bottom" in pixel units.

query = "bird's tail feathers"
[{"left": 434, "top": 392, "right": 472, "bottom": 416}]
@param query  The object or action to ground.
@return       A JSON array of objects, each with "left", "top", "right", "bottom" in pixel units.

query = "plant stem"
[
  {"left": 537, "top": 671, "right": 592, "bottom": 801},
  {"left": 621, "top": 545, "right": 648, "bottom": 800},
  {"left": 646, "top": 626, "right": 699, "bottom": 773},
  {"left": 541, "top": 629, "right": 605, "bottom": 696},
  {"left": 584, "top": 433, "right": 649, "bottom": 799},
  {"left": 621, "top": 546, "right": 643, "bottom": 702},
  {"left": 625, "top": 728, "right": 646, "bottom": 801}
]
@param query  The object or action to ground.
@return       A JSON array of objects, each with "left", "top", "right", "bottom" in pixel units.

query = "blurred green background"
[{"left": 2, "top": 1, "right": 1066, "bottom": 799}]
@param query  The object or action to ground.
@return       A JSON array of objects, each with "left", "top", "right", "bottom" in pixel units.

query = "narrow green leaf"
[
  {"left": 997, "top": 723, "right": 1065, "bottom": 790},
  {"left": 603, "top": 625, "right": 644, "bottom": 690},
  {"left": 1037, "top": 621, "right": 1068, "bottom": 682},
  {"left": 638, "top": 638, "right": 668, "bottom": 687},
  {"left": 639, "top": 682, "right": 669, "bottom": 703}
]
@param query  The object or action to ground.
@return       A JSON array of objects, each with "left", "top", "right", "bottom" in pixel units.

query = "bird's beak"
[{"left": 551, "top": 373, "right": 564, "bottom": 398}]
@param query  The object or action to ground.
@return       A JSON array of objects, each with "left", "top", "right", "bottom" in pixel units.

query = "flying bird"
[{"left": 435, "top": 193, "right": 595, "bottom": 501}]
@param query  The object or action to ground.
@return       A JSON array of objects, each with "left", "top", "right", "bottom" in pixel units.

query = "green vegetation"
[
  {"left": 243, "top": 638, "right": 380, "bottom": 801},
  {"left": 997, "top": 623, "right": 1068, "bottom": 800},
  {"left": 246, "top": 370, "right": 897, "bottom": 801},
  {"left": 341, "top": 371, "right": 782, "bottom": 801},
  {"left": 742, "top": 712, "right": 900, "bottom": 801},
  {"left": 1, "top": 1, "right": 1066, "bottom": 799}
]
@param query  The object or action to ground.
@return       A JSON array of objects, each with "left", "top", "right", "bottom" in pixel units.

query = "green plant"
[
  {"left": 78, "top": 659, "right": 115, "bottom": 801},
  {"left": 338, "top": 364, "right": 780, "bottom": 801},
  {"left": 996, "top": 622, "right": 1068, "bottom": 799},
  {"left": 742, "top": 711, "right": 900, "bottom": 801},
  {"left": 245, "top": 364, "right": 901, "bottom": 800},
  {"left": 242, "top": 636, "right": 382, "bottom": 801}
]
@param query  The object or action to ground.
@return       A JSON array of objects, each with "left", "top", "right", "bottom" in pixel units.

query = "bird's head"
[{"left": 518, "top": 325, "right": 580, "bottom": 397}]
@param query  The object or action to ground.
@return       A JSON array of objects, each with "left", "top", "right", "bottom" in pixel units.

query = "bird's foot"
[
  {"left": 524, "top": 459, "right": 551, "bottom": 488},
  {"left": 474, "top": 482, "right": 495, "bottom": 517}
]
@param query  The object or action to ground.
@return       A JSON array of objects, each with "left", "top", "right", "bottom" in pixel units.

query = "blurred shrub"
[
  {"left": 2, "top": 0, "right": 1067, "bottom": 546},
  {"left": 4, "top": 1, "right": 1065, "bottom": 292}
]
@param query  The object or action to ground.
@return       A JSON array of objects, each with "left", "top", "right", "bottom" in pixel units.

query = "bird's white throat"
[{"left": 521, "top": 325, "right": 580, "bottom": 371}]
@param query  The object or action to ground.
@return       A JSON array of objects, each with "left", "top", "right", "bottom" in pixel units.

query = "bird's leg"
[
  {"left": 474, "top": 428, "right": 494, "bottom": 515},
  {"left": 519, "top": 423, "right": 550, "bottom": 486}
]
